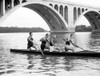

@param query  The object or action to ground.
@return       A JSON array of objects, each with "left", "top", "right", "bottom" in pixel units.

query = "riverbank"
[{"left": 0, "top": 27, "right": 47, "bottom": 33}]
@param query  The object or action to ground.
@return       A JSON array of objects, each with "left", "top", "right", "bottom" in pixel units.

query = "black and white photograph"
[{"left": 0, "top": 0, "right": 100, "bottom": 76}]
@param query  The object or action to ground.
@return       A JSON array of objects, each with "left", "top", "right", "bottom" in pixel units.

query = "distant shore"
[
  {"left": 0, "top": 27, "right": 47, "bottom": 33},
  {"left": 75, "top": 25, "right": 92, "bottom": 32},
  {"left": 0, "top": 25, "right": 92, "bottom": 33}
]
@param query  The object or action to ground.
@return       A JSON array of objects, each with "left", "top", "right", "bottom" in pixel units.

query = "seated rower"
[
  {"left": 40, "top": 33, "right": 50, "bottom": 51},
  {"left": 27, "top": 32, "right": 38, "bottom": 51},
  {"left": 49, "top": 35, "right": 64, "bottom": 52},
  {"left": 64, "top": 34, "right": 78, "bottom": 52},
  {"left": 49, "top": 35, "right": 57, "bottom": 46},
  {"left": 49, "top": 35, "right": 58, "bottom": 52}
]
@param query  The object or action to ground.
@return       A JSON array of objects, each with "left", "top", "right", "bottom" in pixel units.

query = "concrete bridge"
[{"left": 0, "top": 0, "right": 100, "bottom": 32}]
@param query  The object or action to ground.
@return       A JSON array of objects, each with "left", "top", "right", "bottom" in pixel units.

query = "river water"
[{"left": 0, "top": 32, "right": 100, "bottom": 76}]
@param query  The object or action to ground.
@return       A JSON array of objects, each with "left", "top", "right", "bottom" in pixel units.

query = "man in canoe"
[
  {"left": 40, "top": 34, "right": 60, "bottom": 52},
  {"left": 64, "top": 34, "right": 79, "bottom": 52},
  {"left": 27, "top": 32, "right": 38, "bottom": 51},
  {"left": 40, "top": 33, "right": 50, "bottom": 51},
  {"left": 49, "top": 35, "right": 57, "bottom": 46},
  {"left": 49, "top": 34, "right": 59, "bottom": 52}
]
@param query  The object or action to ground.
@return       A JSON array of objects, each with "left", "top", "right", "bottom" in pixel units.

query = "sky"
[
  {"left": 60, "top": 0, "right": 100, "bottom": 8},
  {"left": 2, "top": 7, "right": 50, "bottom": 30},
  {"left": 1, "top": 0, "right": 100, "bottom": 30}
]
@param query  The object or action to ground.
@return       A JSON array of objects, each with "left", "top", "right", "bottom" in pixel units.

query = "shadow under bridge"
[{"left": 24, "top": 3, "right": 68, "bottom": 32}]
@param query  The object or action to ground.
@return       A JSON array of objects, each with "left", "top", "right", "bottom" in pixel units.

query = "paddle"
[
  {"left": 33, "top": 39, "right": 44, "bottom": 56},
  {"left": 77, "top": 46, "right": 86, "bottom": 51},
  {"left": 76, "top": 45, "right": 94, "bottom": 52},
  {"left": 63, "top": 35, "right": 92, "bottom": 52}
]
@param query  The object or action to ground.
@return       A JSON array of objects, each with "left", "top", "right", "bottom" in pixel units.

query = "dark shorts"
[
  {"left": 41, "top": 44, "right": 46, "bottom": 51},
  {"left": 65, "top": 47, "right": 68, "bottom": 52},
  {"left": 27, "top": 42, "right": 33, "bottom": 49}
]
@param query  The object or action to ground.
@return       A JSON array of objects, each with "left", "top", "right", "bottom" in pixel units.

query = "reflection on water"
[{"left": 0, "top": 32, "right": 100, "bottom": 76}]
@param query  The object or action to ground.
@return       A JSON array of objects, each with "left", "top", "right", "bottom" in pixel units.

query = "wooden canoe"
[{"left": 10, "top": 49, "right": 100, "bottom": 57}]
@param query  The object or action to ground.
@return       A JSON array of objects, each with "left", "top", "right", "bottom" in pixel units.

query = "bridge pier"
[
  {"left": 0, "top": 0, "right": 5, "bottom": 16},
  {"left": 11, "top": 0, "right": 14, "bottom": 8},
  {"left": 19, "top": 0, "right": 23, "bottom": 4},
  {"left": 68, "top": 6, "right": 75, "bottom": 32}
]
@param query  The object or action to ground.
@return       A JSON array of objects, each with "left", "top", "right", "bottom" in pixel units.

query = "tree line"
[
  {"left": 75, "top": 25, "right": 92, "bottom": 32},
  {"left": 0, "top": 27, "right": 47, "bottom": 33},
  {"left": 0, "top": 25, "right": 92, "bottom": 33}
]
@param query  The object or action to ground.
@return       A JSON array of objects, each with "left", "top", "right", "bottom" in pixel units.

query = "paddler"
[
  {"left": 49, "top": 34, "right": 58, "bottom": 46},
  {"left": 40, "top": 33, "right": 50, "bottom": 51},
  {"left": 49, "top": 34, "right": 58, "bottom": 52},
  {"left": 27, "top": 32, "right": 38, "bottom": 51},
  {"left": 64, "top": 34, "right": 79, "bottom": 52}
]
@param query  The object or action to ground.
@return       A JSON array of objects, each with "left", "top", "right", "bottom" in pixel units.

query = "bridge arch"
[
  {"left": 59, "top": 5, "right": 63, "bottom": 16},
  {"left": 74, "top": 10, "right": 100, "bottom": 31},
  {"left": 54, "top": 4, "right": 58, "bottom": 11},
  {"left": 14, "top": 0, "right": 20, "bottom": 6},
  {"left": 0, "top": 1, "right": 68, "bottom": 32},
  {"left": 78, "top": 8, "right": 81, "bottom": 17},
  {"left": 73, "top": 7, "right": 77, "bottom": 23},
  {"left": 82, "top": 8, "right": 84, "bottom": 13},
  {"left": 64, "top": 6, "right": 68, "bottom": 23}
]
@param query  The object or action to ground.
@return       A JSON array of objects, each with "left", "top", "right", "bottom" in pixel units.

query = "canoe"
[{"left": 10, "top": 49, "right": 100, "bottom": 57}]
